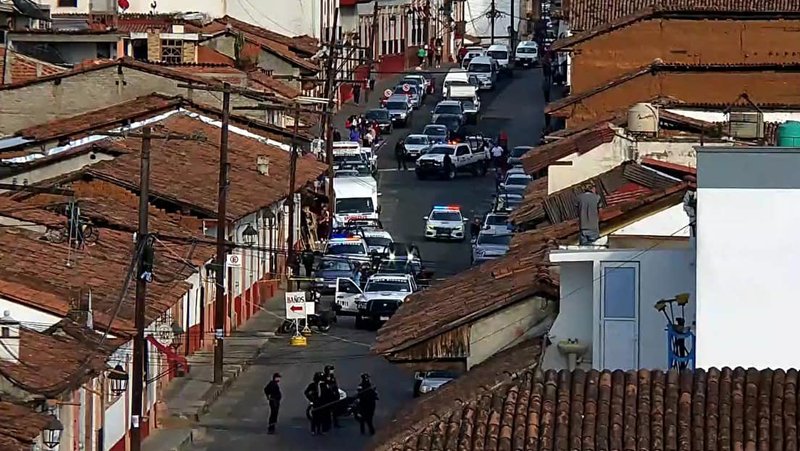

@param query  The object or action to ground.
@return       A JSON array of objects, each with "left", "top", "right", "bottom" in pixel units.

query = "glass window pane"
[{"left": 603, "top": 266, "right": 636, "bottom": 318}]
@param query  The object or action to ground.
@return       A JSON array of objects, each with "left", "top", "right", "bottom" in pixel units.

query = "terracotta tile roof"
[
  {"left": 0, "top": 401, "right": 50, "bottom": 451},
  {"left": 372, "top": 243, "right": 559, "bottom": 355},
  {"left": 13, "top": 94, "right": 182, "bottom": 142},
  {"left": 5, "top": 93, "right": 312, "bottom": 151},
  {"left": 215, "top": 16, "right": 319, "bottom": 55},
  {"left": 0, "top": 324, "right": 124, "bottom": 397},
  {"left": 15, "top": 179, "right": 205, "bottom": 240},
  {"left": 247, "top": 69, "right": 302, "bottom": 99},
  {"left": 374, "top": 364, "right": 800, "bottom": 451},
  {"left": 0, "top": 46, "right": 65, "bottom": 85},
  {"left": 554, "top": 5, "right": 800, "bottom": 50},
  {"left": 0, "top": 196, "right": 64, "bottom": 226},
  {"left": 56, "top": 12, "right": 179, "bottom": 33},
  {"left": 85, "top": 113, "right": 327, "bottom": 219},
  {"left": 641, "top": 157, "right": 696, "bottom": 177},
  {"left": 372, "top": 338, "right": 544, "bottom": 451},
  {"left": 196, "top": 46, "right": 236, "bottom": 65},
  {"left": 563, "top": 0, "right": 800, "bottom": 32},
  {"left": 546, "top": 61, "right": 800, "bottom": 115},
  {"left": 521, "top": 124, "right": 617, "bottom": 174},
  {"left": 0, "top": 225, "right": 200, "bottom": 336},
  {"left": 511, "top": 161, "right": 680, "bottom": 229}
]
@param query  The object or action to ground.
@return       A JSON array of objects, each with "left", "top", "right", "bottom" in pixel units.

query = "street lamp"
[
  {"left": 205, "top": 261, "right": 218, "bottom": 281},
  {"left": 107, "top": 364, "right": 129, "bottom": 396},
  {"left": 41, "top": 416, "right": 63, "bottom": 449},
  {"left": 241, "top": 223, "right": 258, "bottom": 247},
  {"left": 170, "top": 322, "right": 185, "bottom": 350}
]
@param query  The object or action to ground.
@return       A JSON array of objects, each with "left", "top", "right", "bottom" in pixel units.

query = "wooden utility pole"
[
  {"left": 285, "top": 103, "right": 302, "bottom": 275},
  {"left": 510, "top": 0, "right": 516, "bottom": 54},
  {"left": 321, "top": 9, "right": 339, "bottom": 226},
  {"left": 365, "top": 2, "right": 379, "bottom": 103},
  {"left": 213, "top": 83, "right": 231, "bottom": 384},
  {"left": 130, "top": 125, "right": 151, "bottom": 451},
  {"left": 490, "top": 0, "right": 496, "bottom": 44},
  {"left": 176, "top": 81, "right": 236, "bottom": 385}
]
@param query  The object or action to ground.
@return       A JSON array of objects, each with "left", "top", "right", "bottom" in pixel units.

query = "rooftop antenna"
[{"left": 654, "top": 293, "right": 694, "bottom": 370}]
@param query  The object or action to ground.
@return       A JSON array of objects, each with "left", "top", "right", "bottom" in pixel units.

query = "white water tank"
[{"left": 627, "top": 103, "right": 659, "bottom": 135}]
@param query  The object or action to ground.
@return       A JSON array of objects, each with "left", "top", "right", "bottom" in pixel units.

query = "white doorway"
[{"left": 599, "top": 263, "right": 639, "bottom": 370}]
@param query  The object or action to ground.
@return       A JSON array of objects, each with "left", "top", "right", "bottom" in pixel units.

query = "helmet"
[
  {"left": 314, "top": 372, "right": 324, "bottom": 382},
  {"left": 361, "top": 372, "right": 370, "bottom": 381},
  {"left": 324, "top": 365, "right": 334, "bottom": 374}
]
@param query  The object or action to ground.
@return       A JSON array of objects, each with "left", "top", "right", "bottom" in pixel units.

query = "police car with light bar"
[
  {"left": 423, "top": 205, "right": 468, "bottom": 241},
  {"left": 324, "top": 235, "right": 370, "bottom": 262},
  {"left": 354, "top": 274, "right": 417, "bottom": 329},
  {"left": 362, "top": 229, "right": 394, "bottom": 254}
]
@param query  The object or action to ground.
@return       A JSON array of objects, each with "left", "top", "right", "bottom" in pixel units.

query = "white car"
[
  {"left": 324, "top": 236, "right": 370, "bottom": 262},
  {"left": 362, "top": 229, "right": 394, "bottom": 254},
  {"left": 487, "top": 44, "right": 512, "bottom": 74},
  {"left": 334, "top": 274, "right": 416, "bottom": 325},
  {"left": 515, "top": 41, "right": 539, "bottom": 68},
  {"left": 424, "top": 205, "right": 467, "bottom": 241},
  {"left": 483, "top": 212, "right": 511, "bottom": 234}
]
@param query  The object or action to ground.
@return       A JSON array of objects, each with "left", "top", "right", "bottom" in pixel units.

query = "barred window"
[{"left": 161, "top": 39, "right": 183, "bottom": 64}]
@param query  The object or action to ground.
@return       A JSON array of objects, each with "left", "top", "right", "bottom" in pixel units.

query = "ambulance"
[{"left": 333, "top": 177, "right": 381, "bottom": 227}]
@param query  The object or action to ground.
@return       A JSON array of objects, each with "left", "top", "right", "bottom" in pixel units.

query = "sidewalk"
[
  {"left": 332, "top": 75, "right": 404, "bottom": 134},
  {"left": 142, "top": 290, "right": 287, "bottom": 451}
]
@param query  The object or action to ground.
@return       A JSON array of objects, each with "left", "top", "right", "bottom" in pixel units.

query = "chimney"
[
  {"left": 67, "top": 289, "right": 94, "bottom": 329},
  {"left": 0, "top": 311, "right": 20, "bottom": 363},
  {"left": 257, "top": 155, "right": 270, "bottom": 175}
]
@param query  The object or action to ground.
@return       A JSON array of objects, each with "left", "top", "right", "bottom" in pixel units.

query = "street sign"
[
  {"left": 383, "top": 88, "right": 393, "bottom": 98},
  {"left": 154, "top": 323, "right": 173, "bottom": 346},
  {"left": 285, "top": 291, "right": 307, "bottom": 319},
  {"left": 402, "top": 84, "right": 411, "bottom": 92},
  {"left": 226, "top": 254, "right": 242, "bottom": 268}
]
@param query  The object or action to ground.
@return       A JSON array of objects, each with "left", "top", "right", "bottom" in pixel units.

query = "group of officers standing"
[{"left": 264, "top": 365, "right": 379, "bottom": 437}]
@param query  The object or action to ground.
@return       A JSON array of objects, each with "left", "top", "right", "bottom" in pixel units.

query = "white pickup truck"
[{"left": 415, "top": 142, "right": 489, "bottom": 180}]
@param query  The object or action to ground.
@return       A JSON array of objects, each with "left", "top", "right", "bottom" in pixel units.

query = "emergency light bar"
[{"left": 433, "top": 205, "right": 460, "bottom": 211}]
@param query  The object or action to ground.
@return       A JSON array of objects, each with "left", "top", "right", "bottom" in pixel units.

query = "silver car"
[
  {"left": 508, "top": 146, "right": 534, "bottom": 167},
  {"left": 385, "top": 95, "right": 413, "bottom": 126},
  {"left": 501, "top": 173, "right": 532, "bottom": 191},
  {"left": 414, "top": 370, "right": 458, "bottom": 397},
  {"left": 472, "top": 232, "right": 512, "bottom": 264},
  {"left": 403, "top": 134, "right": 431, "bottom": 159},
  {"left": 423, "top": 124, "right": 449, "bottom": 144},
  {"left": 483, "top": 212, "right": 511, "bottom": 234}
]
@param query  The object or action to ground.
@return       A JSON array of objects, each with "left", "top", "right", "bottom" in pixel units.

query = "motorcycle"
[{"left": 306, "top": 388, "right": 361, "bottom": 421}]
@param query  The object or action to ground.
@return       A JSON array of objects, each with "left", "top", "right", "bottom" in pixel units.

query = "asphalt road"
[{"left": 191, "top": 67, "right": 546, "bottom": 451}]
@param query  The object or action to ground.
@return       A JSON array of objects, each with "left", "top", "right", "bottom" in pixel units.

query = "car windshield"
[
  {"left": 335, "top": 170, "right": 358, "bottom": 177},
  {"left": 365, "top": 280, "right": 410, "bottom": 292},
  {"left": 502, "top": 186, "right": 527, "bottom": 197},
  {"left": 364, "top": 236, "right": 393, "bottom": 248},
  {"left": 405, "top": 136, "right": 428, "bottom": 145},
  {"left": 469, "top": 63, "right": 491, "bottom": 73},
  {"left": 424, "top": 125, "right": 447, "bottom": 136},
  {"left": 436, "top": 104, "right": 462, "bottom": 115},
  {"left": 506, "top": 176, "right": 530, "bottom": 186},
  {"left": 462, "top": 100, "right": 475, "bottom": 109},
  {"left": 386, "top": 101, "right": 407, "bottom": 110},
  {"left": 402, "top": 78, "right": 421, "bottom": 87},
  {"left": 487, "top": 50, "right": 508, "bottom": 60},
  {"left": 334, "top": 155, "right": 363, "bottom": 165},
  {"left": 426, "top": 371, "right": 458, "bottom": 379},
  {"left": 326, "top": 242, "right": 367, "bottom": 255},
  {"left": 366, "top": 109, "right": 389, "bottom": 120},
  {"left": 511, "top": 147, "right": 532, "bottom": 157},
  {"left": 517, "top": 47, "right": 537, "bottom": 54},
  {"left": 318, "top": 259, "right": 351, "bottom": 271},
  {"left": 427, "top": 146, "right": 454, "bottom": 155},
  {"left": 486, "top": 215, "right": 508, "bottom": 226},
  {"left": 478, "top": 234, "right": 512, "bottom": 245},
  {"left": 434, "top": 116, "right": 460, "bottom": 129},
  {"left": 431, "top": 211, "right": 461, "bottom": 221},
  {"left": 336, "top": 197, "right": 374, "bottom": 214}
]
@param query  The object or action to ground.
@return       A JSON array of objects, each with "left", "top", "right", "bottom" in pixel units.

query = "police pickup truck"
[{"left": 415, "top": 142, "right": 489, "bottom": 180}]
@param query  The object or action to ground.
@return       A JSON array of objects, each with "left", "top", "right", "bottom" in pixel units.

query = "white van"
[
  {"left": 467, "top": 56, "right": 497, "bottom": 90},
  {"left": 515, "top": 41, "right": 539, "bottom": 68},
  {"left": 333, "top": 177, "right": 381, "bottom": 227},
  {"left": 446, "top": 84, "right": 480, "bottom": 122},
  {"left": 443, "top": 69, "right": 469, "bottom": 92},
  {"left": 486, "top": 44, "right": 511, "bottom": 74},
  {"left": 333, "top": 141, "right": 375, "bottom": 171}
]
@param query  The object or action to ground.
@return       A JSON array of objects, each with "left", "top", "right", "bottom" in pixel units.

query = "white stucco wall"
[
  {"left": 667, "top": 108, "right": 800, "bottom": 124},
  {"left": 0, "top": 297, "right": 60, "bottom": 331},
  {"left": 542, "top": 261, "right": 593, "bottom": 370},
  {"left": 467, "top": 296, "right": 552, "bottom": 369},
  {"left": 613, "top": 204, "right": 691, "bottom": 237},
  {"left": 0, "top": 152, "right": 115, "bottom": 192},
  {"left": 548, "top": 248, "right": 695, "bottom": 371}
]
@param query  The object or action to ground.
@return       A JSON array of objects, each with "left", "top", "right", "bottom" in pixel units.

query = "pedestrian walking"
[
  {"left": 353, "top": 83, "right": 362, "bottom": 104},
  {"left": 324, "top": 365, "right": 341, "bottom": 428},
  {"left": 349, "top": 126, "right": 360, "bottom": 142},
  {"left": 417, "top": 46, "right": 427, "bottom": 67},
  {"left": 263, "top": 373, "right": 281, "bottom": 434},
  {"left": 491, "top": 143, "right": 504, "bottom": 168},
  {"left": 304, "top": 373, "right": 325, "bottom": 435},
  {"left": 395, "top": 139, "right": 408, "bottom": 170},
  {"left": 357, "top": 373, "right": 378, "bottom": 435},
  {"left": 368, "top": 77, "right": 376, "bottom": 91}
]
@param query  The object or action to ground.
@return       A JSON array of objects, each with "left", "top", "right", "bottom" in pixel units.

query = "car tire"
[{"left": 355, "top": 316, "right": 364, "bottom": 329}]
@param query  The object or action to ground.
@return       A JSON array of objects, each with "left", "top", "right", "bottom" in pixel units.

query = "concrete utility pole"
[
  {"left": 490, "top": 0, "right": 496, "bottom": 44},
  {"left": 510, "top": 0, "right": 516, "bottom": 53}
]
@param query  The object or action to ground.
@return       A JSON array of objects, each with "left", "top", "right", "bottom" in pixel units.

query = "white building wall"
[
  {"left": 0, "top": 297, "right": 60, "bottom": 331},
  {"left": 695, "top": 147, "right": 800, "bottom": 369},
  {"left": 547, "top": 248, "right": 695, "bottom": 371},
  {"left": 0, "top": 152, "right": 115, "bottom": 192},
  {"left": 467, "top": 296, "right": 552, "bottom": 370},
  {"left": 668, "top": 109, "right": 800, "bottom": 124},
  {"left": 613, "top": 204, "right": 691, "bottom": 237}
]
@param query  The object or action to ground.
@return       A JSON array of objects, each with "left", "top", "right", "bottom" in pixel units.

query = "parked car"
[
  {"left": 508, "top": 145, "right": 534, "bottom": 166},
  {"left": 311, "top": 257, "right": 360, "bottom": 295},
  {"left": 423, "top": 124, "right": 449, "bottom": 144},
  {"left": 393, "top": 84, "right": 421, "bottom": 108},
  {"left": 403, "top": 134, "right": 432, "bottom": 159},
  {"left": 414, "top": 370, "right": 458, "bottom": 397},
  {"left": 365, "top": 108, "right": 393, "bottom": 134},
  {"left": 471, "top": 232, "right": 512, "bottom": 264},
  {"left": 431, "top": 100, "right": 465, "bottom": 123},
  {"left": 384, "top": 95, "right": 413, "bottom": 126},
  {"left": 515, "top": 41, "right": 539, "bottom": 68}
]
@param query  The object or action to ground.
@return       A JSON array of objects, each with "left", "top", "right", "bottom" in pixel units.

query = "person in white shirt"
[{"left": 491, "top": 144, "right": 504, "bottom": 168}]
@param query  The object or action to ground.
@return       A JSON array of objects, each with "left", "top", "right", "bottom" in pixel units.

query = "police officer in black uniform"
[
  {"left": 301, "top": 247, "right": 315, "bottom": 277},
  {"left": 304, "top": 372, "right": 326, "bottom": 435},
  {"left": 357, "top": 373, "right": 378, "bottom": 435},
  {"left": 324, "top": 365, "right": 341, "bottom": 428},
  {"left": 395, "top": 138, "right": 408, "bottom": 170},
  {"left": 263, "top": 373, "right": 281, "bottom": 434}
]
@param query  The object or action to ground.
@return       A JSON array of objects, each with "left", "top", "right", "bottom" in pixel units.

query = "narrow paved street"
[{"left": 192, "top": 67, "right": 547, "bottom": 451}]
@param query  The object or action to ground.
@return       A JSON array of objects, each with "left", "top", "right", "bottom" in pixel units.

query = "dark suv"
[{"left": 365, "top": 108, "right": 393, "bottom": 134}]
